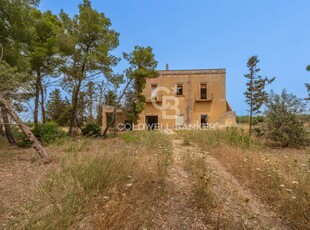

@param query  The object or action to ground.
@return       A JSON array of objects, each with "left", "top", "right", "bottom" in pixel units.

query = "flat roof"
[{"left": 158, "top": 69, "right": 226, "bottom": 75}]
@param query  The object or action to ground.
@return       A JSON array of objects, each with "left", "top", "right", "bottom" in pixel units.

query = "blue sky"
[{"left": 39, "top": 0, "right": 310, "bottom": 115}]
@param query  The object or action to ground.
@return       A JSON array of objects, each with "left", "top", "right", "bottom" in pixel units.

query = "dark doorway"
[
  {"left": 145, "top": 116, "right": 158, "bottom": 130},
  {"left": 200, "top": 114, "right": 208, "bottom": 128}
]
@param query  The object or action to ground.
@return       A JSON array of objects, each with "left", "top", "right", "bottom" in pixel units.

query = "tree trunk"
[
  {"left": 249, "top": 110, "right": 252, "bottom": 136},
  {"left": 249, "top": 79, "right": 253, "bottom": 136},
  {"left": 0, "top": 93, "right": 50, "bottom": 160},
  {"left": 34, "top": 71, "right": 40, "bottom": 125},
  {"left": 68, "top": 81, "right": 82, "bottom": 136},
  {"left": 103, "top": 109, "right": 116, "bottom": 137},
  {"left": 0, "top": 105, "right": 16, "bottom": 145},
  {"left": 0, "top": 114, "right": 4, "bottom": 136},
  {"left": 39, "top": 79, "right": 46, "bottom": 123}
]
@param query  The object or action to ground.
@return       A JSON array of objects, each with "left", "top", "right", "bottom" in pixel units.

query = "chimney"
[{"left": 166, "top": 64, "right": 169, "bottom": 71}]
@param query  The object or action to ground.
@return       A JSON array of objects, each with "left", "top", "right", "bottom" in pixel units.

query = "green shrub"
[
  {"left": 32, "top": 121, "right": 66, "bottom": 144},
  {"left": 236, "top": 115, "right": 265, "bottom": 124},
  {"left": 252, "top": 118, "right": 258, "bottom": 125},
  {"left": 183, "top": 134, "right": 191, "bottom": 146},
  {"left": 265, "top": 90, "right": 309, "bottom": 148},
  {"left": 81, "top": 123, "right": 101, "bottom": 137},
  {"left": 254, "top": 127, "right": 265, "bottom": 137},
  {"left": 256, "top": 116, "right": 265, "bottom": 123},
  {"left": 226, "top": 127, "right": 253, "bottom": 148},
  {"left": 236, "top": 116, "right": 249, "bottom": 124},
  {"left": 121, "top": 132, "right": 136, "bottom": 142},
  {"left": 9, "top": 126, "right": 32, "bottom": 147},
  {"left": 16, "top": 134, "right": 32, "bottom": 147},
  {"left": 179, "top": 128, "right": 255, "bottom": 150}
]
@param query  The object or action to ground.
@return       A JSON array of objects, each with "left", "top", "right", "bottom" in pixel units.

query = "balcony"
[
  {"left": 195, "top": 93, "right": 214, "bottom": 102},
  {"left": 145, "top": 95, "right": 162, "bottom": 103}
]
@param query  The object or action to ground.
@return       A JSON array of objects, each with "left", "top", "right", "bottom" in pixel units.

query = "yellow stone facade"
[
  {"left": 102, "top": 68, "right": 236, "bottom": 131},
  {"left": 138, "top": 69, "right": 235, "bottom": 129}
]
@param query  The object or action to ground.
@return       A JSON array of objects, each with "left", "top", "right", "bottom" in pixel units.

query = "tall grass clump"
[
  {"left": 18, "top": 131, "right": 173, "bottom": 229},
  {"left": 23, "top": 152, "right": 130, "bottom": 229},
  {"left": 180, "top": 127, "right": 255, "bottom": 150}
]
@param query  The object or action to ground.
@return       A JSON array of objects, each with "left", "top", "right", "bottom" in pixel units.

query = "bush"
[
  {"left": 256, "top": 116, "right": 265, "bottom": 123},
  {"left": 81, "top": 123, "right": 101, "bottom": 137},
  {"left": 265, "top": 90, "right": 309, "bottom": 148},
  {"left": 183, "top": 134, "right": 191, "bottom": 146},
  {"left": 236, "top": 116, "right": 249, "bottom": 124},
  {"left": 236, "top": 115, "right": 265, "bottom": 124},
  {"left": 179, "top": 128, "right": 255, "bottom": 150},
  {"left": 32, "top": 121, "right": 66, "bottom": 144},
  {"left": 226, "top": 127, "right": 253, "bottom": 148},
  {"left": 16, "top": 134, "right": 32, "bottom": 148}
]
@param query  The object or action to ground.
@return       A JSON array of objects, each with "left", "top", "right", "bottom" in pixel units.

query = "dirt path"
[
  {"left": 154, "top": 136, "right": 288, "bottom": 229},
  {"left": 153, "top": 138, "right": 208, "bottom": 229}
]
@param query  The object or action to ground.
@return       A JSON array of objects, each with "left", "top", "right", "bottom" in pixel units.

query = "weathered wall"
[
  {"left": 138, "top": 69, "right": 231, "bottom": 128},
  {"left": 102, "top": 105, "right": 127, "bottom": 131}
]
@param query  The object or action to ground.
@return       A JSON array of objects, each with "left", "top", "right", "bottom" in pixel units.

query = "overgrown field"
[
  {"left": 0, "top": 131, "right": 172, "bottom": 229},
  {"left": 180, "top": 129, "right": 310, "bottom": 229},
  {"left": 1, "top": 128, "right": 310, "bottom": 229}
]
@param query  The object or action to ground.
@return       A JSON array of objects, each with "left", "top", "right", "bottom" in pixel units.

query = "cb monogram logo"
[{"left": 151, "top": 87, "right": 180, "bottom": 119}]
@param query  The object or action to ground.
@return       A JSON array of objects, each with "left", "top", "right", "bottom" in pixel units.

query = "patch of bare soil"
[
  {"left": 0, "top": 147, "right": 50, "bottom": 229},
  {"left": 154, "top": 137, "right": 289, "bottom": 229}
]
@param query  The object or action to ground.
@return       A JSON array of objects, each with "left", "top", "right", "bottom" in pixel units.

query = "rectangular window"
[
  {"left": 151, "top": 84, "right": 157, "bottom": 99},
  {"left": 176, "top": 84, "right": 183, "bottom": 96},
  {"left": 200, "top": 83, "right": 207, "bottom": 99}
]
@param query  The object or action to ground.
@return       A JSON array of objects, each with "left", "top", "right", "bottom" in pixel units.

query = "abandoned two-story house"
[{"left": 102, "top": 67, "right": 236, "bottom": 130}]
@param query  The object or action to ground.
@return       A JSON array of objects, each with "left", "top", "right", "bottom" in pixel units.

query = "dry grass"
[
  {"left": 183, "top": 153, "right": 215, "bottom": 210},
  {"left": 7, "top": 131, "right": 172, "bottom": 229},
  {"left": 183, "top": 150, "right": 243, "bottom": 229},
  {"left": 182, "top": 129, "right": 310, "bottom": 229}
]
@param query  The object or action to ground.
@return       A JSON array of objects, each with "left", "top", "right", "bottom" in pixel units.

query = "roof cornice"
[{"left": 158, "top": 69, "right": 226, "bottom": 75}]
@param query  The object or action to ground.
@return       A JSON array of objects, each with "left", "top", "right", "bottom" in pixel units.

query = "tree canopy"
[{"left": 244, "top": 55, "right": 275, "bottom": 135}]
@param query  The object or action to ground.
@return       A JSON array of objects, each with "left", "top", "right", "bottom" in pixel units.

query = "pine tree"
[
  {"left": 104, "top": 90, "right": 118, "bottom": 107},
  {"left": 29, "top": 10, "right": 63, "bottom": 125},
  {"left": 85, "top": 81, "right": 96, "bottom": 122},
  {"left": 244, "top": 56, "right": 275, "bottom": 135},
  {"left": 59, "top": 0, "right": 119, "bottom": 136},
  {"left": 46, "top": 88, "right": 70, "bottom": 126}
]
